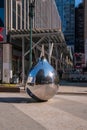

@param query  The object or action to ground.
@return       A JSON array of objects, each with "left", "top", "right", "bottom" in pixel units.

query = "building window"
[{"left": 16, "top": 0, "right": 22, "bottom": 29}]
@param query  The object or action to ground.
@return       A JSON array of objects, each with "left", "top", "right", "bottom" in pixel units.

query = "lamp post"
[{"left": 29, "top": 0, "right": 35, "bottom": 70}]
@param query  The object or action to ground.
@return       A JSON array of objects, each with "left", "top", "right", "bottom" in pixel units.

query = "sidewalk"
[
  {"left": 58, "top": 80, "right": 87, "bottom": 95},
  {"left": 0, "top": 80, "right": 87, "bottom": 95},
  {"left": 18, "top": 80, "right": 87, "bottom": 95}
]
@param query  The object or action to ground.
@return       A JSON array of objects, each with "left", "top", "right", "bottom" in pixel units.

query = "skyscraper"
[
  {"left": 75, "top": 2, "right": 84, "bottom": 53},
  {"left": 84, "top": 0, "right": 87, "bottom": 66},
  {"left": 55, "top": 0, "right": 75, "bottom": 46}
]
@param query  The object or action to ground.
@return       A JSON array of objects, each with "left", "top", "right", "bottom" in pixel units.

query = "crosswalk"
[
  {"left": 13, "top": 94, "right": 87, "bottom": 130},
  {"left": 0, "top": 93, "right": 87, "bottom": 130}
]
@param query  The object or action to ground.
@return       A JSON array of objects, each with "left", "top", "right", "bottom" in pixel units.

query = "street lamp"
[{"left": 29, "top": 0, "right": 35, "bottom": 70}]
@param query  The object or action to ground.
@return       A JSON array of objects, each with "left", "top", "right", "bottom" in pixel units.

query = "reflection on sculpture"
[{"left": 26, "top": 57, "right": 59, "bottom": 101}]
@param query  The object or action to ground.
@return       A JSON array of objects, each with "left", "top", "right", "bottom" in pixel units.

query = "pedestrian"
[{"left": 58, "top": 69, "right": 63, "bottom": 81}]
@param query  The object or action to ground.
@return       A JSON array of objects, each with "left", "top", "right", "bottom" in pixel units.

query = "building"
[
  {"left": 74, "top": 0, "right": 87, "bottom": 69},
  {"left": 84, "top": 0, "right": 87, "bottom": 67},
  {"left": 0, "top": 0, "right": 66, "bottom": 83},
  {"left": 5, "top": 0, "right": 61, "bottom": 31},
  {"left": 55, "top": 0, "right": 75, "bottom": 46},
  {"left": 74, "top": 2, "right": 84, "bottom": 69},
  {"left": 75, "top": 2, "right": 84, "bottom": 53}
]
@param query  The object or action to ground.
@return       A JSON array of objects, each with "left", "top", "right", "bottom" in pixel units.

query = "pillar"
[{"left": 3, "top": 44, "right": 12, "bottom": 83}]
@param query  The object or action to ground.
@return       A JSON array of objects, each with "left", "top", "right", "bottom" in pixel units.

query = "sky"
[{"left": 75, "top": 0, "right": 83, "bottom": 6}]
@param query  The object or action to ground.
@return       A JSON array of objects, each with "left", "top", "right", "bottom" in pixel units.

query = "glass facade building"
[
  {"left": 75, "top": 2, "right": 84, "bottom": 53},
  {"left": 0, "top": 1, "right": 4, "bottom": 27},
  {"left": 84, "top": 0, "right": 87, "bottom": 66},
  {"left": 55, "top": 0, "right": 75, "bottom": 46}
]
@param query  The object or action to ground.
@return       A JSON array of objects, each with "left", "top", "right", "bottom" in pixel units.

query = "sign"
[
  {"left": 0, "top": 27, "right": 6, "bottom": 43},
  {"left": 74, "top": 53, "right": 85, "bottom": 68},
  {"left": 0, "top": 1, "right": 6, "bottom": 43}
]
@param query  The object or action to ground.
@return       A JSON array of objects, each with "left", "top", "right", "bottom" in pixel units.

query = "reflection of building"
[{"left": 0, "top": 0, "right": 65, "bottom": 83}]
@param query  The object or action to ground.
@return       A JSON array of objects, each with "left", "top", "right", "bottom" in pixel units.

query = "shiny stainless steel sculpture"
[{"left": 26, "top": 57, "right": 59, "bottom": 101}]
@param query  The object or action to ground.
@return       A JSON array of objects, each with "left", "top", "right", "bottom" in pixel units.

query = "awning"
[{"left": 8, "top": 28, "right": 66, "bottom": 46}]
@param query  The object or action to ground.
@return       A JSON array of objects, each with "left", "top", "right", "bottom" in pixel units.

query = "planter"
[{"left": 0, "top": 86, "right": 20, "bottom": 92}]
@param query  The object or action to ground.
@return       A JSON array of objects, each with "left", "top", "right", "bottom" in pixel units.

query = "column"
[{"left": 3, "top": 44, "right": 12, "bottom": 83}]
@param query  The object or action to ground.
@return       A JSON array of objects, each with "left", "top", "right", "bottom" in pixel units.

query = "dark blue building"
[
  {"left": 0, "top": 1, "right": 4, "bottom": 27},
  {"left": 55, "top": 0, "right": 75, "bottom": 47}
]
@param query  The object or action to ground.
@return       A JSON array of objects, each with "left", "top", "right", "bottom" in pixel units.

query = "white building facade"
[
  {"left": 1, "top": 0, "right": 62, "bottom": 83},
  {"left": 5, "top": 0, "right": 61, "bottom": 31}
]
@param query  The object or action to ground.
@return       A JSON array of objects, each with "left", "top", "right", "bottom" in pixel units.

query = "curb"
[
  {"left": 57, "top": 92, "right": 87, "bottom": 95},
  {"left": 0, "top": 86, "right": 20, "bottom": 92}
]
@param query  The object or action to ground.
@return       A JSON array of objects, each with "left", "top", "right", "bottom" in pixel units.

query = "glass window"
[{"left": 0, "top": 1, "right": 4, "bottom": 27}]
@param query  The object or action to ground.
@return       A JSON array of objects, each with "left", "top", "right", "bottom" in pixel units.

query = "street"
[{"left": 0, "top": 91, "right": 87, "bottom": 130}]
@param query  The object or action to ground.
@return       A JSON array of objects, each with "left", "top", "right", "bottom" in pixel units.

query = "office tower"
[
  {"left": 55, "top": 0, "right": 75, "bottom": 46},
  {"left": 84, "top": 0, "right": 87, "bottom": 66},
  {"left": 74, "top": 0, "right": 87, "bottom": 68},
  {"left": 75, "top": 2, "right": 84, "bottom": 53}
]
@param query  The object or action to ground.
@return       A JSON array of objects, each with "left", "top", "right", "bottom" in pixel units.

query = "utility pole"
[{"left": 29, "top": 0, "right": 35, "bottom": 70}]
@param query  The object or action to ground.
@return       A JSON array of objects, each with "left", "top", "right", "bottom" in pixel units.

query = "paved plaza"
[
  {"left": 0, "top": 82, "right": 87, "bottom": 130},
  {"left": 58, "top": 81, "right": 87, "bottom": 94}
]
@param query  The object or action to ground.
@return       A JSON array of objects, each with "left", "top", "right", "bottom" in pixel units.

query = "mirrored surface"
[{"left": 26, "top": 57, "right": 59, "bottom": 101}]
